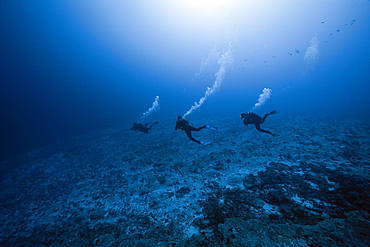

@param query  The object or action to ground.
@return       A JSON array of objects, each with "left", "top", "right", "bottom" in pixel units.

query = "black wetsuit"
[
  {"left": 130, "top": 122, "right": 158, "bottom": 133},
  {"left": 242, "top": 112, "right": 274, "bottom": 135},
  {"left": 175, "top": 119, "right": 205, "bottom": 144}
]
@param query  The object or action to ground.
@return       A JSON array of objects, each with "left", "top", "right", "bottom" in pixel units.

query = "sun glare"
[{"left": 182, "top": 0, "right": 235, "bottom": 10}]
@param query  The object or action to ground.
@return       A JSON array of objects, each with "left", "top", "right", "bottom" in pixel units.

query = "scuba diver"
[
  {"left": 130, "top": 121, "right": 159, "bottom": 133},
  {"left": 175, "top": 116, "right": 218, "bottom": 146},
  {"left": 240, "top": 110, "right": 279, "bottom": 136}
]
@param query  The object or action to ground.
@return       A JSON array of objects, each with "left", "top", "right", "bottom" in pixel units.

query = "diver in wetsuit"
[
  {"left": 175, "top": 116, "right": 217, "bottom": 146},
  {"left": 240, "top": 110, "right": 279, "bottom": 136},
  {"left": 130, "top": 121, "right": 159, "bottom": 133}
]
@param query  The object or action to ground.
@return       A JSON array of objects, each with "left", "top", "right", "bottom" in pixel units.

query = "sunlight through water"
[{"left": 182, "top": 0, "right": 236, "bottom": 10}]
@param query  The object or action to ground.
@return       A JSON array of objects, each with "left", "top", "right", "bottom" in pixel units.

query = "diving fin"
[
  {"left": 206, "top": 125, "right": 218, "bottom": 131},
  {"left": 200, "top": 141, "right": 212, "bottom": 146},
  {"left": 269, "top": 110, "right": 278, "bottom": 115}
]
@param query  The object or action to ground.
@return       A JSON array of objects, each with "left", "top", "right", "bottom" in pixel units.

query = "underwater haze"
[
  {"left": 1, "top": 1, "right": 370, "bottom": 246},
  {"left": 1, "top": 0, "right": 369, "bottom": 161}
]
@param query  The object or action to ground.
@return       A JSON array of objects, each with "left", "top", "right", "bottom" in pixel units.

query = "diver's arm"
[{"left": 243, "top": 118, "right": 250, "bottom": 126}]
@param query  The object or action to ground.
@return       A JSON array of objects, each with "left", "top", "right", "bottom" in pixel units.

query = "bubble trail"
[
  {"left": 183, "top": 43, "right": 234, "bottom": 118},
  {"left": 252, "top": 88, "right": 272, "bottom": 110},
  {"left": 303, "top": 35, "right": 320, "bottom": 74},
  {"left": 139, "top": 96, "right": 160, "bottom": 120}
]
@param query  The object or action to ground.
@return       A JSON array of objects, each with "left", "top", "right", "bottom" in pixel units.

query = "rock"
[{"left": 175, "top": 187, "right": 191, "bottom": 198}]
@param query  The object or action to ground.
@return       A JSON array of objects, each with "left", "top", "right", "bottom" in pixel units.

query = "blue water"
[{"left": 1, "top": 0, "right": 369, "bottom": 162}]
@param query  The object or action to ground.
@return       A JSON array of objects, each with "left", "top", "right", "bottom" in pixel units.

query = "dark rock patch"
[{"left": 175, "top": 187, "right": 191, "bottom": 198}]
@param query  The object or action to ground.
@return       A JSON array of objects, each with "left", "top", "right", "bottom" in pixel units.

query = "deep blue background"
[{"left": 1, "top": 1, "right": 369, "bottom": 162}]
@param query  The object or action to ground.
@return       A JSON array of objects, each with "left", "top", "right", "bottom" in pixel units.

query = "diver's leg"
[
  {"left": 190, "top": 125, "right": 206, "bottom": 132},
  {"left": 148, "top": 121, "right": 159, "bottom": 129},
  {"left": 260, "top": 114, "right": 269, "bottom": 124},
  {"left": 185, "top": 130, "right": 201, "bottom": 144},
  {"left": 261, "top": 111, "right": 278, "bottom": 124},
  {"left": 255, "top": 123, "right": 273, "bottom": 135}
]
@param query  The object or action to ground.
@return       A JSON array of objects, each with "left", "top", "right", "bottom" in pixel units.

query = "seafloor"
[{"left": 1, "top": 112, "right": 370, "bottom": 246}]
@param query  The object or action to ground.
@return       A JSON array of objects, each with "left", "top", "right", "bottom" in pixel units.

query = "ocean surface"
[{"left": 1, "top": 1, "right": 370, "bottom": 246}]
